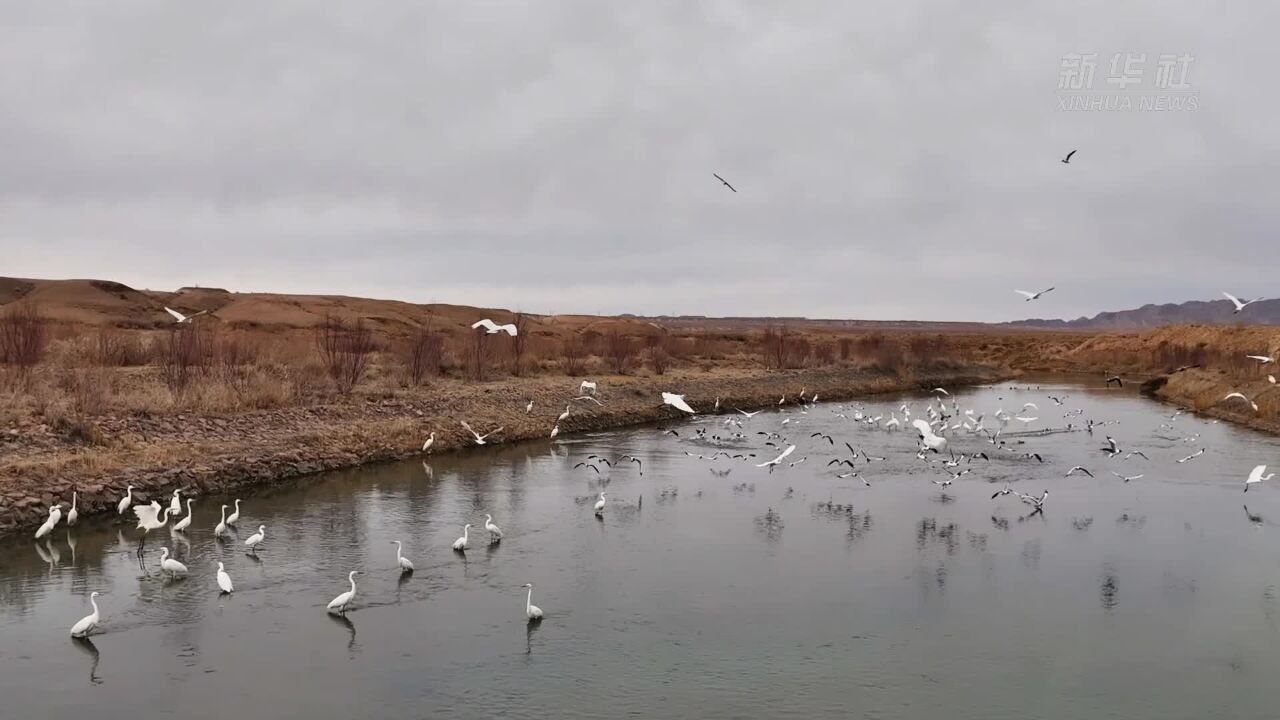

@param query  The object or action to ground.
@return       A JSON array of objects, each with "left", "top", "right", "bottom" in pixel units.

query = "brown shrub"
[
  {"left": 314, "top": 314, "right": 375, "bottom": 393},
  {"left": 401, "top": 327, "right": 445, "bottom": 385},
  {"left": 606, "top": 330, "right": 636, "bottom": 374},
  {"left": 0, "top": 302, "right": 47, "bottom": 370},
  {"left": 160, "top": 325, "right": 210, "bottom": 395},
  {"left": 562, "top": 334, "right": 588, "bottom": 376}
]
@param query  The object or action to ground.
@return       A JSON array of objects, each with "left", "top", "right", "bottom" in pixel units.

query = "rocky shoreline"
[{"left": 0, "top": 364, "right": 1008, "bottom": 536}]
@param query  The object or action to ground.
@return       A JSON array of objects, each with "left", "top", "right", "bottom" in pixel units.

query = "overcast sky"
[{"left": 1, "top": 2, "right": 1275, "bottom": 321}]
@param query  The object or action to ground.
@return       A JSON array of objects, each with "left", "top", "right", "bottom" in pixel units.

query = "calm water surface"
[{"left": 3, "top": 379, "right": 1280, "bottom": 719}]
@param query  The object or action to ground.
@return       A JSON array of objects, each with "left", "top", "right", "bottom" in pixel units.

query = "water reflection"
[{"left": 71, "top": 636, "right": 102, "bottom": 686}]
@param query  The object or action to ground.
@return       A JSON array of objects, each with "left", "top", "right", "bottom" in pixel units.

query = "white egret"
[
  {"left": 593, "top": 492, "right": 607, "bottom": 515},
  {"left": 1223, "top": 291, "right": 1264, "bottom": 313},
  {"left": 484, "top": 514, "right": 503, "bottom": 542},
  {"left": 226, "top": 499, "right": 242, "bottom": 526},
  {"left": 1245, "top": 465, "right": 1275, "bottom": 492},
  {"left": 117, "top": 485, "right": 135, "bottom": 515},
  {"left": 453, "top": 524, "right": 472, "bottom": 551},
  {"left": 67, "top": 492, "right": 79, "bottom": 526},
  {"left": 327, "top": 571, "right": 361, "bottom": 614},
  {"left": 392, "top": 540, "right": 414, "bottom": 572},
  {"left": 460, "top": 420, "right": 502, "bottom": 445},
  {"left": 662, "top": 392, "right": 695, "bottom": 414},
  {"left": 471, "top": 318, "right": 517, "bottom": 336},
  {"left": 216, "top": 561, "right": 234, "bottom": 593},
  {"left": 164, "top": 306, "right": 207, "bottom": 324},
  {"left": 34, "top": 504, "right": 63, "bottom": 540},
  {"left": 1246, "top": 354, "right": 1274, "bottom": 364},
  {"left": 133, "top": 501, "right": 172, "bottom": 548},
  {"left": 169, "top": 489, "right": 182, "bottom": 516},
  {"left": 549, "top": 424, "right": 560, "bottom": 439},
  {"left": 422, "top": 432, "right": 435, "bottom": 453},
  {"left": 158, "top": 547, "right": 188, "bottom": 576},
  {"left": 172, "top": 498, "right": 194, "bottom": 532},
  {"left": 214, "top": 504, "right": 228, "bottom": 537},
  {"left": 557, "top": 405, "right": 570, "bottom": 422},
  {"left": 526, "top": 399, "right": 534, "bottom": 414},
  {"left": 755, "top": 445, "right": 797, "bottom": 470},
  {"left": 244, "top": 525, "right": 265, "bottom": 553},
  {"left": 522, "top": 583, "right": 543, "bottom": 621},
  {"left": 69, "top": 592, "right": 101, "bottom": 638},
  {"left": 912, "top": 419, "right": 947, "bottom": 453},
  {"left": 1015, "top": 287, "right": 1055, "bottom": 301}
]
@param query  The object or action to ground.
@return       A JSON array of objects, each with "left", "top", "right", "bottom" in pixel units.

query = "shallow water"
[{"left": 3, "top": 379, "right": 1280, "bottom": 719}]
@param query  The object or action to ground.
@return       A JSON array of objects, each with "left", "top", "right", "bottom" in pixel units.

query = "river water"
[{"left": 2, "top": 378, "right": 1279, "bottom": 719}]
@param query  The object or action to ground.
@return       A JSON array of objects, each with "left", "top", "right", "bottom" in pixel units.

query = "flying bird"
[
  {"left": 1223, "top": 291, "right": 1265, "bottom": 313},
  {"left": 1106, "top": 376, "right": 1124, "bottom": 388},
  {"left": 713, "top": 173, "right": 737, "bottom": 193},
  {"left": 460, "top": 420, "right": 503, "bottom": 445},
  {"left": 1061, "top": 149, "right": 1077, "bottom": 164},
  {"left": 1015, "top": 287, "right": 1055, "bottom": 301},
  {"left": 1111, "top": 472, "right": 1144, "bottom": 483},
  {"left": 471, "top": 319, "right": 517, "bottom": 336},
  {"left": 1065, "top": 466, "right": 1094, "bottom": 478},
  {"left": 1246, "top": 355, "right": 1274, "bottom": 364},
  {"left": 755, "top": 445, "right": 797, "bottom": 471},
  {"left": 1223, "top": 392, "right": 1260, "bottom": 413},
  {"left": 1245, "top": 465, "right": 1275, "bottom": 492},
  {"left": 661, "top": 392, "right": 696, "bottom": 414},
  {"left": 1176, "top": 449, "right": 1205, "bottom": 464},
  {"left": 164, "top": 307, "right": 208, "bottom": 324}
]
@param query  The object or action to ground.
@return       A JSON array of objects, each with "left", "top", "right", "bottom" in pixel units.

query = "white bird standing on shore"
[
  {"left": 1245, "top": 465, "right": 1275, "bottom": 492},
  {"left": 244, "top": 525, "right": 266, "bottom": 553},
  {"left": 557, "top": 405, "right": 571, "bottom": 423},
  {"left": 1223, "top": 291, "right": 1265, "bottom": 314},
  {"left": 67, "top": 492, "right": 78, "bottom": 526},
  {"left": 158, "top": 547, "right": 188, "bottom": 576},
  {"left": 453, "top": 524, "right": 471, "bottom": 551},
  {"left": 172, "top": 498, "right": 194, "bottom": 532},
  {"left": 1015, "top": 287, "right": 1055, "bottom": 301},
  {"left": 525, "top": 399, "right": 534, "bottom": 414},
  {"left": 216, "top": 562, "right": 234, "bottom": 593},
  {"left": 117, "top": 485, "right": 135, "bottom": 515},
  {"left": 662, "top": 392, "right": 696, "bottom": 414},
  {"left": 522, "top": 583, "right": 543, "bottom": 621},
  {"left": 34, "top": 504, "right": 62, "bottom": 540},
  {"left": 392, "top": 540, "right": 414, "bottom": 572},
  {"left": 164, "top": 307, "right": 207, "bottom": 324},
  {"left": 327, "top": 571, "right": 360, "bottom": 614},
  {"left": 471, "top": 318, "right": 517, "bottom": 336},
  {"left": 422, "top": 432, "right": 435, "bottom": 453},
  {"left": 485, "top": 514, "right": 503, "bottom": 542},
  {"left": 69, "top": 592, "right": 101, "bottom": 638},
  {"left": 226, "top": 499, "right": 242, "bottom": 525},
  {"left": 460, "top": 421, "right": 502, "bottom": 445},
  {"left": 549, "top": 424, "right": 560, "bottom": 439}
]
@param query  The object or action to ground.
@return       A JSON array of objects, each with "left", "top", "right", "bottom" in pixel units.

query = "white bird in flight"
[
  {"left": 1176, "top": 449, "right": 1205, "bottom": 464},
  {"left": 471, "top": 319, "right": 517, "bottom": 336},
  {"left": 1015, "top": 287, "right": 1055, "bottom": 301},
  {"left": 1246, "top": 354, "right": 1274, "bottom": 364},
  {"left": 1111, "top": 471, "right": 1144, "bottom": 483},
  {"left": 460, "top": 420, "right": 502, "bottom": 445},
  {"left": 1223, "top": 291, "right": 1264, "bottom": 313},
  {"left": 1245, "top": 465, "right": 1275, "bottom": 492},
  {"left": 1223, "top": 392, "right": 1259, "bottom": 413},
  {"left": 756, "top": 445, "right": 797, "bottom": 470},
  {"left": 662, "top": 392, "right": 695, "bottom": 414},
  {"left": 164, "top": 307, "right": 207, "bottom": 324}
]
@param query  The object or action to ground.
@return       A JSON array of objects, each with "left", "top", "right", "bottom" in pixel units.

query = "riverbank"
[
  {"left": 0, "top": 363, "right": 1008, "bottom": 535},
  {"left": 1139, "top": 368, "right": 1280, "bottom": 434}
]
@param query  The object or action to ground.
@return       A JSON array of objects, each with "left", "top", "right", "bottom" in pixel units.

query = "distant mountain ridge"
[{"left": 1009, "top": 298, "right": 1280, "bottom": 330}]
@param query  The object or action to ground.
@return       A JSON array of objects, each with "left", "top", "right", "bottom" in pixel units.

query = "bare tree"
[
  {"left": 466, "top": 326, "right": 493, "bottom": 381},
  {"left": 563, "top": 334, "right": 587, "bottom": 376},
  {"left": 314, "top": 314, "right": 375, "bottom": 394},
  {"left": 606, "top": 330, "right": 636, "bottom": 374},
  {"left": 0, "top": 302, "right": 47, "bottom": 372},
  {"left": 760, "top": 323, "right": 788, "bottom": 369},
  {"left": 511, "top": 312, "right": 530, "bottom": 376},
  {"left": 645, "top": 334, "right": 673, "bottom": 375},
  {"left": 401, "top": 318, "right": 444, "bottom": 385},
  {"left": 160, "top": 324, "right": 209, "bottom": 395}
]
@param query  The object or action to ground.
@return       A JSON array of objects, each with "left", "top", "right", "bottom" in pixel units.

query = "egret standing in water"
[
  {"left": 216, "top": 562, "right": 234, "bottom": 593},
  {"left": 327, "top": 571, "right": 360, "bottom": 614},
  {"left": 69, "top": 592, "right": 101, "bottom": 638},
  {"left": 214, "top": 504, "right": 229, "bottom": 537},
  {"left": 117, "top": 485, "right": 135, "bottom": 515},
  {"left": 169, "top": 489, "right": 182, "bottom": 516},
  {"left": 158, "top": 547, "right": 188, "bottom": 576},
  {"left": 484, "top": 514, "right": 503, "bottom": 543},
  {"left": 392, "top": 540, "right": 414, "bottom": 572},
  {"left": 422, "top": 432, "right": 435, "bottom": 453},
  {"left": 34, "top": 504, "right": 63, "bottom": 540},
  {"left": 172, "top": 498, "right": 195, "bottom": 532},
  {"left": 453, "top": 524, "right": 472, "bottom": 551},
  {"left": 226, "top": 499, "right": 242, "bottom": 526},
  {"left": 522, "top": 583, "right": 543, "bottom": 622},
  {"left": 133, "top": 502, "right": 171, "bottom": 554},
  {"left": 244, "top": 525, "right": 265, "bottom": 554},
  {"left": 67, "top": 492, "right": 79, "bottom": 526},
  {"left": 594, "top": 492, "right": 607, "bottom": 516}
]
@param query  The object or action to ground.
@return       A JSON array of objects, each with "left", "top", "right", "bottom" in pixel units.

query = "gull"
[
  {"left": 164, "top": 307, "right": 207, "bottom": 324},
  {"left": 471, "top": 318, "right": 517, "bottom": 336},
  {"left": 933, "top": 388, "right": 949, "bottom": 396},
  {"left": 620, "top": 454, "right": 644, "bottom": 474},
  {"left": 1223, "top": 392, "right": 1259, "bottom": 413},
  {"left": 1100, "top": 436, "right": 1120, "bottom": 457},
  {"left": 1015, "top": 287, "right": 1055, "bottom": 301},
  {"left": 1246, "top": 354, "right": 1274, "bottom": 364},
  {"left": 1223, "top": 291, "right": 1265, "bottom": 314},
  {"left": 932, "top": 477, "right": 954, "bottom": 488},
  {"left": 712, "top": 173, "right": 737, "bottom": 192},
  {"left": 736, "top": 408, "right": 761, "bottom": 418},
  {"left": 1061, "top": 149, "right": 1077, "bottom": 164},
  {"left": 1111, "top": 472, "right": 1144, "bottom": 483},
  {"left": 1123, "top": 450, "right": 1148, "bottom": 461},
  {"left": 460, "top": 421, "right": 502, "bottom": 445},
  {"left": 573, "top": 462, "right": 601, "bottom": 475},
  {"left": 1014, "top": 415, "right": 1038, "bottom": 424},
  {"left": 662, "top": 392, "right": 696, "bottom": 414},
  {"left": 755, "top": 445, "right": 797, "bottom": 471},
  {"left": 1176, "top": 449, "right": 1205, "bottom": 464},
  {"left": 1017, "top": 490, "right": 1049, "bottom": 509},
  {"left": 1065, "top": 466, "right": 1094, "bottom": 478},
  {"left": 1244, "top": 465, "right": 1275, "bottom": 492},
  {"left": 991, "top": 483, "right": 1014, "bottom": 499}
]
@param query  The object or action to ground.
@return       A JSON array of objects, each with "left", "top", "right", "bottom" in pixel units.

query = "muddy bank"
[
  {"left": 0, "top": 364, "right": 1007, "bottom": 535},
  {"left": 1141, "top": 368, "right": 1280, "bottom": 434}
]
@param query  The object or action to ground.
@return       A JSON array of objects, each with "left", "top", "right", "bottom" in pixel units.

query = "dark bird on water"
[
  {"left": 1061, "top": 149, "right": 1077, "bottom": 164},
  {"left": 713, "top": 173, "right": 737, "bottom": 193}
]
